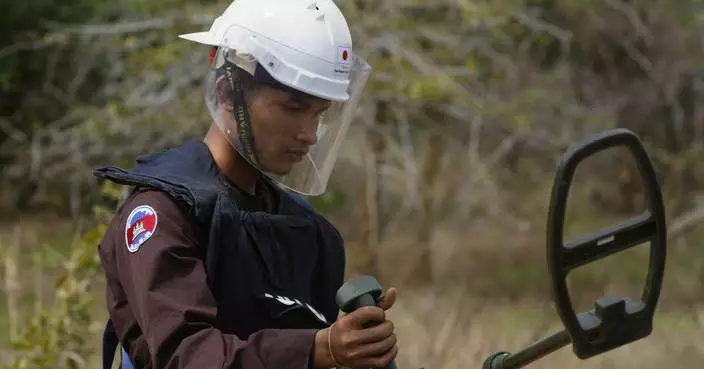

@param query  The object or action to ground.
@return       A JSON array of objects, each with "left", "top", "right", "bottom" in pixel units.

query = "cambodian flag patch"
[{"left": 125, "top": 205, "right": 158, "bottom": 253}]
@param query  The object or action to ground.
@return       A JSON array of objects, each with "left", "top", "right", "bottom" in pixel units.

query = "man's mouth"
[
  {"left": 286, "top": 148, "right": 308, "bottom": 160},
  {"left": 287, "top": 148, "right": 308, "bottom": 156}
]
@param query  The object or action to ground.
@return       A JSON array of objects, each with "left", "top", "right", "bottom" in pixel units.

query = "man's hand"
[{"left": 313, "top": 288, "right": 399, "bottom": 369}]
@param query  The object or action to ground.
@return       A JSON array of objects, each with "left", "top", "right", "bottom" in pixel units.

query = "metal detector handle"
[
  {"left": 481, "top": 128, "right": 667, "bottom": 368},
  {"left": 336, "top": 276, "right": 398, "bottom": 369}
]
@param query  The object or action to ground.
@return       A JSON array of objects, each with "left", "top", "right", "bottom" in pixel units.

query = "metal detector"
[{"left": 482, "top": 127, "right": 667, "bottom": 368}]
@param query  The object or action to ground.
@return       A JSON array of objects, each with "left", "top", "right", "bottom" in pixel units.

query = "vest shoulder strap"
[{"left": 101, "top": 319, "right": 137, "bottom": 369}]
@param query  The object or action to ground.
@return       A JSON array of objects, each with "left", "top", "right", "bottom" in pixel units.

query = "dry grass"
[
  {"left": 389, "top": 289, "right": 704, "bottom": 369},
  {"left": 339, "top": 191, "right": 704, "bottom": 369},
  {"left": 2, "top": 183, "right": 704, "bottom": 368}
]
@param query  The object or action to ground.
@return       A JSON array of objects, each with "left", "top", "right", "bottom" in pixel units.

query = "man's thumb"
[{"left": 377, "top": 287, "right": 397, "bottom": 311}]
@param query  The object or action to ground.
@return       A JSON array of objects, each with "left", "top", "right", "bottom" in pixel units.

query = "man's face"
[{"left": 248, "top": 84, "right": 331, "bottom": 175}]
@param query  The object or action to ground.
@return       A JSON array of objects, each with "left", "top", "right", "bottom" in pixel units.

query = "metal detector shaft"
[{"left": 483, "top": 330, "right": 571, "bottom": 369}]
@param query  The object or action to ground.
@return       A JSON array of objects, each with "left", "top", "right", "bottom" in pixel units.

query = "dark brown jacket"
[{"left": 99, "top": 189, "right": 319, "bottom": 369}]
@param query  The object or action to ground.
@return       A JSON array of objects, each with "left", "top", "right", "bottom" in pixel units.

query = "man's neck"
[{"left": 203, "top": 125, "right": 260, "bottom": 194}]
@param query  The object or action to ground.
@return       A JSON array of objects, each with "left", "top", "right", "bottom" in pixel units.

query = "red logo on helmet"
[{"left": 337, "top": 46, "right": 351, "bottom": 64}]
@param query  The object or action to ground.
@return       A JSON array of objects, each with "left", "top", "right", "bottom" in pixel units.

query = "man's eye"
[{"left": 284, "top": 104, "right": 303, "bottom": 111}]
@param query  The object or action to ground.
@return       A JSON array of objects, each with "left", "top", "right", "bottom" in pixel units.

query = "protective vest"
[{"left": 96, "top": 140, "right": 346, "bottom": 369}]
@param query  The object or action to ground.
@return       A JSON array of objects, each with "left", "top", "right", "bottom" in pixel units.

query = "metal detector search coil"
[{"left": 483, "top": 128, "right": 667, "bottom": 369}]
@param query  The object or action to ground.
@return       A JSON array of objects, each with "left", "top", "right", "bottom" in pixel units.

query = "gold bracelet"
[{"left": 327, "top": 322, "right": 342, "bottom": 368}]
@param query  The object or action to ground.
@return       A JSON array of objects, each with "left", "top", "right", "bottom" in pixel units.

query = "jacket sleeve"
[{"left": 100, "top": 189, "right": 319, "bottom": 369}]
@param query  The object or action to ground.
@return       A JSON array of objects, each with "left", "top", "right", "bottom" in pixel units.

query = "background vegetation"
[{"left": 1, "top": 0, "right": 704, "bottom": 367}]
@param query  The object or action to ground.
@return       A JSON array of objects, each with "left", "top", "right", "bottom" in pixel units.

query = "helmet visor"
[{"left": 204, "top": 32, "right": 371, "bottom": 196}]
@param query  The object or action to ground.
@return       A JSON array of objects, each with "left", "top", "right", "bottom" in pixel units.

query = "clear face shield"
[{"left": 204, "top": 29, "right": 372, "bottom": 196}]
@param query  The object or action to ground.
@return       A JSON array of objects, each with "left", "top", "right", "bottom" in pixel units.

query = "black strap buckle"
[{"left": 483, "top": 128, "right": 667, "bottom": 369}]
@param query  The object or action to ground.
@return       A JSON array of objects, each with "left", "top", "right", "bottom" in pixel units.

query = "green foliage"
[
  {"left": 0, "top": 184, "right": 123, "bottom": 369},
  {"left": 309, "top": 187, "right": 347, "bottom": 214},
  {"left": 0, "top": 226, "right": 103, "bottom": 369},
  {"left": 0, "top": 0, "right": 107, "bottom": 103}
]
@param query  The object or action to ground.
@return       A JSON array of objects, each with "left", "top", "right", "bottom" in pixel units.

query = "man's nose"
[{"left": 296, "top": 120, "right": 319, "bottom": 146}]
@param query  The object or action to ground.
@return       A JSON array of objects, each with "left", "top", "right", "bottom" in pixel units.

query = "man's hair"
[
  {"left": 211, "top": 47, "right": 264, "bottom": 110},
  {"left": 209, "top": 46, "right": 322, "bottom": 106}
]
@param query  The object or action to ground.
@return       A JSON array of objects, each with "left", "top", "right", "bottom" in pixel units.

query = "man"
[{"left": 96, "top": 0, "right": 399, "bottom": 368}]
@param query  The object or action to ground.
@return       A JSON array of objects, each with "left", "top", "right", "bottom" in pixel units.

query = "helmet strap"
[{"left": 223, "top": 63, "right": 260, "bottom": 167}]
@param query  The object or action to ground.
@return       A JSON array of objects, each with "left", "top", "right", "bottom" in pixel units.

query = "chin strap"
[{"left": 223, "top": 63, "right": 260, "bottom": 167}]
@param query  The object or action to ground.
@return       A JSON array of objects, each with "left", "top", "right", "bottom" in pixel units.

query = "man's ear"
[
  {"left": 208, "top": 46, "right": 217, "bottom": 67},
  {"left": 215, "top": 75, "right": 234, "bottom": 112}
]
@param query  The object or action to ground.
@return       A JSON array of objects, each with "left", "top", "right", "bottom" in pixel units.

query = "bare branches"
[
  {"left": 510, "top": 11, "right": 573, "bottom": 42},
  {"left": 0, "top": 0, "right": 701, "bottom": 246},
  {"left": 0, "top": 9, "right": 214, "bottom": 212},
  {"left": 669, "top": 205, "right": 704, "bottom": 240},
  {"left": 603, "top": 0, "right": 653, "bottom": 43},
  {"left": 41, "top": 14, "right": 213, "bottom": 36}
]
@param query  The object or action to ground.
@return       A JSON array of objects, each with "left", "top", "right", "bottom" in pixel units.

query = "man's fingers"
[
  {"left": 355, "top": 320, "right": 394, "bottom": 345},
  {"left": 362, "top": 344, "right": 398, "bottom": 369},
  {"left": 342, "top": 306, "right": 386, "bottom": 328},
  {"left": 354, "top": 332, "right": 397, "bottom": 357}
]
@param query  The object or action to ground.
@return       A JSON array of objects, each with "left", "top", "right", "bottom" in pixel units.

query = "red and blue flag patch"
[{"left": 124, "top": 205, "right": 158, "bottom": 253}]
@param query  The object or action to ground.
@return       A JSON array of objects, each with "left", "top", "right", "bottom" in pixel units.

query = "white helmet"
[{"left": 179, "top": 0, "right": 372, "bottom": 196}]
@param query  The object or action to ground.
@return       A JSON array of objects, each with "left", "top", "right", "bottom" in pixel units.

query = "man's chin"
[{"left": 264, "top": 164, "right": 294, "bottom": 176}]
